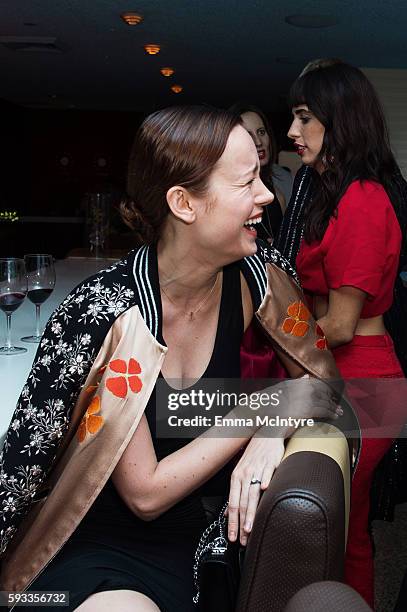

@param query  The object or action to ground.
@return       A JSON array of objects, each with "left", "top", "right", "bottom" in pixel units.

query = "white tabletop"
[{"left": 0, "top": 258, "right": 116, "bottom": 440}]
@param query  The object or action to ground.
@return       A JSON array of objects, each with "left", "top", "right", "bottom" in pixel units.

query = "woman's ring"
[{"left": 250, "top": 478, "right": 262, "bottom": 485}]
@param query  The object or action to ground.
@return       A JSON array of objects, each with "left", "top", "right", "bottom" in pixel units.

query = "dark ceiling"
[{"left": 1, "top": 0, "right": 407, "bottom": 111}]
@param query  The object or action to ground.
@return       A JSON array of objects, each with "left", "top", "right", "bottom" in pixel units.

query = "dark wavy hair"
[
  {"left": 288, "top": 61, "right": 399, "bottom": 242},
  {"left": 120, "top": 105, "right": 240, "bottom": 244}
]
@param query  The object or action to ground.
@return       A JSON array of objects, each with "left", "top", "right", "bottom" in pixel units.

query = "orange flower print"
[
  {"left": 77, "top": 396, "right": 104, "bottom": 443},
  {"left": 315, "top": 324, "right": 328, "bottom": 350},
  {"left": 105, "top": 358, "right": 143, "bottom": 398},
  {"left": 282, "top": 301, "right": 311, "bottom": 338}
]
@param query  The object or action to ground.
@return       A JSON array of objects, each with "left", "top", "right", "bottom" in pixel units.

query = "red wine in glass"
[
  {"left": 27, "top": 288, "right": 53, "bottom": 305},
  {"left": 21, "top": 254, "right": 55, "bottom": 343},
  {"left": 0, "top": 259, "right": 27, "bottom": 355},
  {"left": 0, "top": 292, "right": 27, "bottom": 313}
]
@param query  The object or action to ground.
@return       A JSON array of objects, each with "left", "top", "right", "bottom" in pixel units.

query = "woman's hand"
[
  {"left": 226, "top": 376, "right": 343, "bottom": 546},
  {"left": 242, "top": 376, "right": 342, "bottom": 424},
  {"left": 227, "top": 436, "right": 285, "bottom": 546},
  {"left": 277, "top": 375, "right": 343, "bottom": 421}
]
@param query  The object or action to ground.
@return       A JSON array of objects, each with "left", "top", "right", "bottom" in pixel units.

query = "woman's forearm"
[
  {"left": 317, "top": 315, "right": 354, "bottom": 348},
  {"left": 151, "top": 393, "right": 318, "bottom": 517},
  {"left": 114, "top": 377, "right": 337, "bottom": 520},
  {"left": 116, "top": 393, "right": 290, "bottom": 520},
  {"left": 114, "top": 404, "right": 257, "bottom": 521},
  {"left": 316, "top": 287, "right": 368, "bottom": 348},
  {"left": 147, "top": 428, "right": 248, "bottom": 518}
]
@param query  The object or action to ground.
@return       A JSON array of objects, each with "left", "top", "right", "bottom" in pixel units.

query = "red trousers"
[{"left": 333, "top": 334, "right": 405, "bottom": 609}]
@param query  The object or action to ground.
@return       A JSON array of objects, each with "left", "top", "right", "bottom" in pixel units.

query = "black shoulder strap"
[{"left": 274, "top": 165, "right": 315, "bottom": 267}]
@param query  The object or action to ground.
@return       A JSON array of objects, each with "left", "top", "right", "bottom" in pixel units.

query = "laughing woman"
[
  {"left": 287, "top": 62, "right": 405, "bottom": 607},
  {"left": 0, "top": 106, "right": 338, "bottom": 612}
]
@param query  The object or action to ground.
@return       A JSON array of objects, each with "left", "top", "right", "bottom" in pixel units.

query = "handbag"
[{"left": 193, "top": 502, "right": 244, "bottom": 611}]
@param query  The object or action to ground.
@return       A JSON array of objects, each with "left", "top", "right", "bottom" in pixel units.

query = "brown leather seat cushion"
[{"left": 236, "top": 451, "right": 346, "bottom": 612}]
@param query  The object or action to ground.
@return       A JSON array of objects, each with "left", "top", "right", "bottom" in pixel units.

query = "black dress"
[{"left": 27, "top": 261, "right": 244, "bottom": 612}]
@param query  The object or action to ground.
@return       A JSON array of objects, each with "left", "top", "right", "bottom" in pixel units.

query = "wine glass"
[
  {"left": 0, "top": 258, "right": 28, "bottom": 355},
  {"left": 21, "top": 254, "right": 55, "bottom": 343}
]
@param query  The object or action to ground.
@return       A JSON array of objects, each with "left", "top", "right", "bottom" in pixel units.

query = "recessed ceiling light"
[
  {"left": 161, "top": 67, "right": 174, "bottom": 77},
  {"left": 171, "top": 85, "right": 183, "bottom": 94},
  {"left": 121, "top": 12, "right": 143, "bottom": 26},
  {"left": 144, "top": 44, "right": 160, "bottom": 55},
  {"left": 285, "top": 14, "right": 338, "bottom": 28}
]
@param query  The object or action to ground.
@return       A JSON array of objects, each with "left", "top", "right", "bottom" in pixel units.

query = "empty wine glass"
[
  {"left": 0, "top": 258, "right": 28, "bottom": 355},
  {"left": 21, "top": 254, "right": 55, "bottom": 343}
]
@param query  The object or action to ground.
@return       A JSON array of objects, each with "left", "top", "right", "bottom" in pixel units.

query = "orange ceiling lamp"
[
  {"left": 121, "top": 12, "right": 143, "bottom": 25},
  {"left": 171, "top": 85, "right": 183, "bottom": 94},
  {"left": 144, "top": 44, "right": 160, "bottom": 55},
  {"left": 160, "top": 67, "right": 174, "bottom": 77}
]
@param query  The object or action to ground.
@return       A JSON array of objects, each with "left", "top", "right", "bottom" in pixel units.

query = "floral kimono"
[{"left": 0, "top": 242, "right": 339, "bottom": 593}]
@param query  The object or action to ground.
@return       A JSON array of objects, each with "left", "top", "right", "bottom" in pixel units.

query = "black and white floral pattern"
[
  {"left": 0, "top": 254, "right": 136, "bottom": 554},
  {"left": 258, "top": 242, "right": 300, "bottom": 284}
]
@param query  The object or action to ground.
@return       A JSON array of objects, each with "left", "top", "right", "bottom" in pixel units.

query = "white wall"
[{"left": 362, "top": 68, "right": 407, "bottom": 178}]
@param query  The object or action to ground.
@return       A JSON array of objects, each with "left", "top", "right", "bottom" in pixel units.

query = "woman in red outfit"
[{"left": 287, "top": 61, "right": 405, "bottom": 608}]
